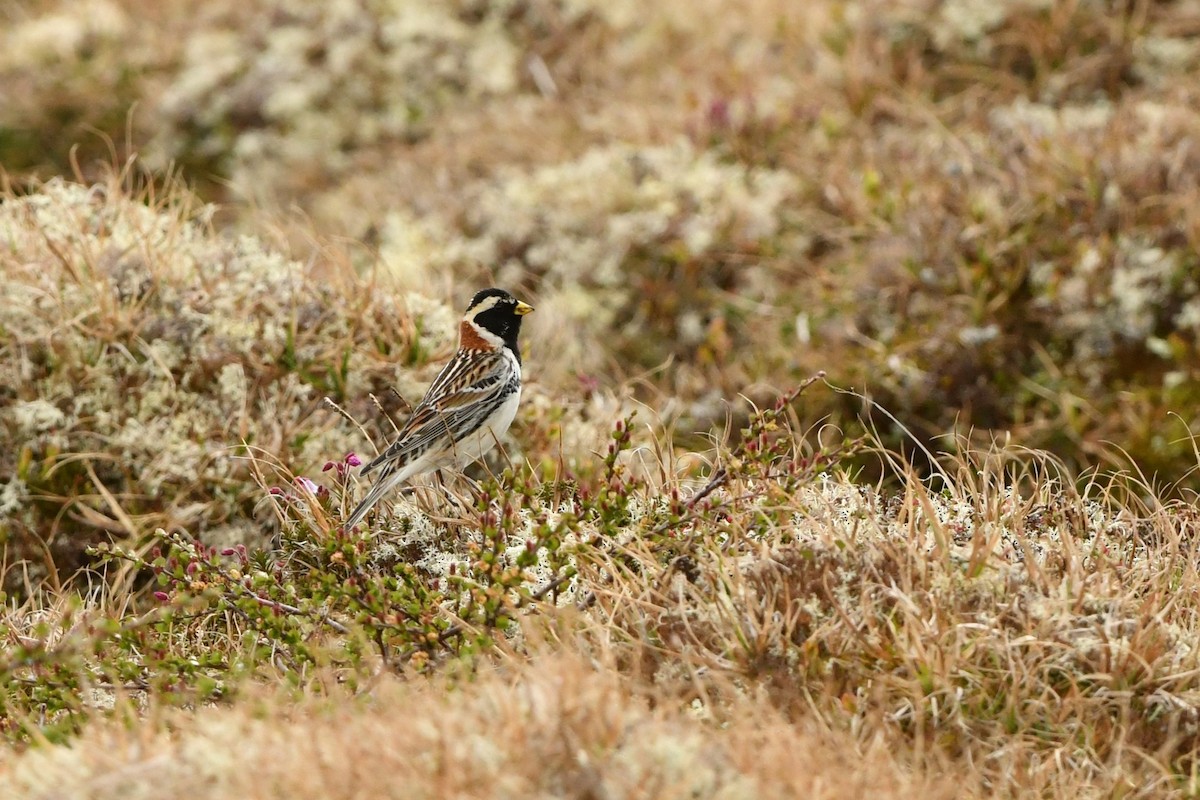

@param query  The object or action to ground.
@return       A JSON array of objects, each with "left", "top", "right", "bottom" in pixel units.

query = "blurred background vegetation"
[
  {"left": 9, "top": 4, "right": 1200, "bottom": 793},
  {"left": 4, "top": 0, "right": 1200, "bottom": 580}
]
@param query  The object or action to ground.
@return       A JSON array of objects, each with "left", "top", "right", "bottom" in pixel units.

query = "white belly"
[{"left": 451, "top": 386, "right": 522, "bottom": 468}]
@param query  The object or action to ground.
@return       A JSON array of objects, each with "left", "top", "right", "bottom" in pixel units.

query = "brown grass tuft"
[{"left": 1, "top": 646, "right": 960, "bottom": 800}]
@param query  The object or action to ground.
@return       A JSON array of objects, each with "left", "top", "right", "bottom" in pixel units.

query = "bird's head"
[{"left": 460, "top": 288, "right": 534, "bottom": 355}]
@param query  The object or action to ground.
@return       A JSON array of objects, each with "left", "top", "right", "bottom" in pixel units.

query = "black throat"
[{"left": 473, "top": 306, "right": 524, "bottom": 363}]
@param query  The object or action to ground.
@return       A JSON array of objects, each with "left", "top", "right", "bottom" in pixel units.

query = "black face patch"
[{"left": 472, "top": 300, "right": 525, "bottom": 360}]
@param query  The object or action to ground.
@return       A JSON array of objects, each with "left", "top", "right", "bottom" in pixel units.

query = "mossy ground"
[{"left": 5, "top": 0, "right": 1200, "bottom": 797}]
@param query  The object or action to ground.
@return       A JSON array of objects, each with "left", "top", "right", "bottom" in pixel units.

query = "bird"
[{"left": 343, "top": 288, "right": 534, "bottom": 529}]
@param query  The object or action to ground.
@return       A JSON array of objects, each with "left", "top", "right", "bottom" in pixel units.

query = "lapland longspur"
[{"left": 344, "top": 288, "right": 534, "bottom": 529}]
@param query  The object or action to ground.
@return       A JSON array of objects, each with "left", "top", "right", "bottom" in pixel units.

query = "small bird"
[{"left": 343, "top": 288, "right": 534, "bottom": 529}]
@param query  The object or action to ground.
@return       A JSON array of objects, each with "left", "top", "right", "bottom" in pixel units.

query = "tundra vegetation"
[{"left": 4, "top": 1, "right": 1200, "bottom": 797}]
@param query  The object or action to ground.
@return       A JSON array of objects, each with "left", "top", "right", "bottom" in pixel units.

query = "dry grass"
[
  {"left": 0, "top": 645, "right": 961, "bottom": 800},
  {"left": 0, "top": 464, "right": 1196, "bottom": 793},
  {"left": 7, "top": 401, "right": 1200, "bottom": 795}
]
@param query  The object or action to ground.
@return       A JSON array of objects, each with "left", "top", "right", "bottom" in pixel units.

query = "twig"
[
  {"left": 323, "top": 396, "right": 376, "bottom": 449},
  {"left": 371, "top": 392, "right": 404, "bottom": 437},
  {"left": 686, "top": 467, "right": 729, "bottom": 511},
  {"left": 9, "top": 676, "right": 152, "bottom": 692},
  {"left": 236, "top": 589, "right": 351, "bottom": 635},
  {"left": 530, "top": 570, "right": 577, "bottom": 603},
  {"left": 388, "top": 386, "right": 414, "bottom": 416}
]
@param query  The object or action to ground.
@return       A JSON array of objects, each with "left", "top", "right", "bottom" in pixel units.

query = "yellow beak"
[{"left": 514, "top": 301, "right": 534, "bottom": 316}]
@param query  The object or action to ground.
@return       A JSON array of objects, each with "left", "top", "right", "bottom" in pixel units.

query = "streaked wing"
[
  {"left": 360, "top": 349, "right": 515, "bottom": 475},
  {"left": 425, "top": 348, "right": 508, "bottom": 398}
]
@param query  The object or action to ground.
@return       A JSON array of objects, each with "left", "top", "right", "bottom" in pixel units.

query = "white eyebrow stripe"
[{"left": 463, "top": 295, "right": 502, "bottom": 318}]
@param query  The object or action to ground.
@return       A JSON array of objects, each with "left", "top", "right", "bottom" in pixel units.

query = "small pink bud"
[
  {"left": 153, "top": 591, "right": 170, "bottom": 602},
  {"left": 322, "top": 461, "right": 336, "bottom": 472},
  {"left": 221, "top": 548, "right": 237, "bottom": 556},
  {"left": 345, "top": 452, "right": 362, "bottom": 467},
  {"left": 269, "top": 487, "right": 285, "bottom": 496}
]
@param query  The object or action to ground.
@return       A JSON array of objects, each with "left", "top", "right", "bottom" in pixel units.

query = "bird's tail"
[{"left": 343, "top": 467, "right": 407, "bottom": 530}]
